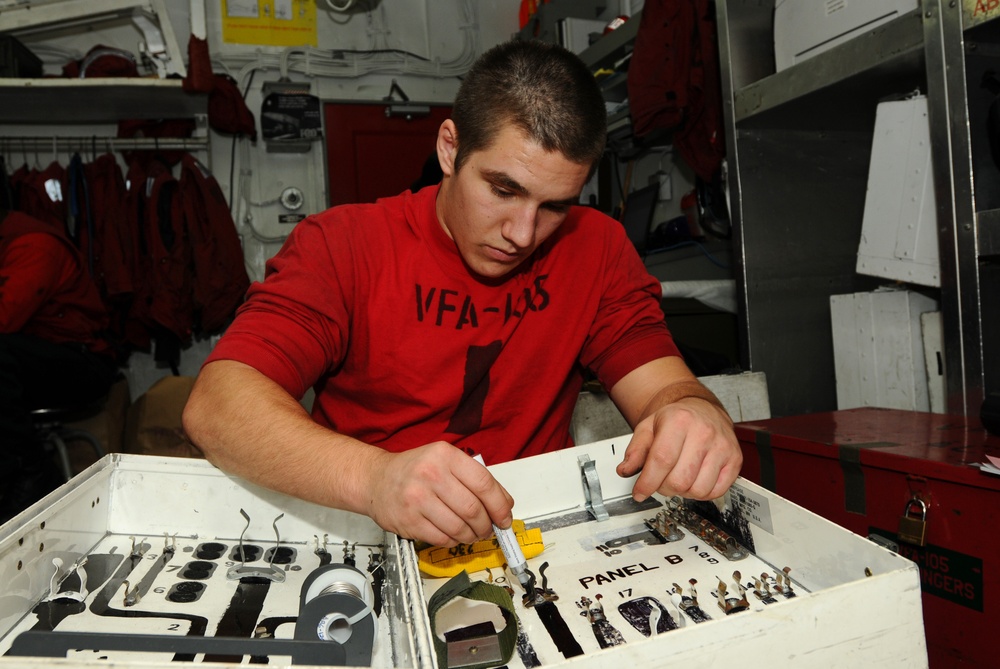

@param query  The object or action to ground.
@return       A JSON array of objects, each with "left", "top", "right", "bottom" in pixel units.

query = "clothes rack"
[{"left": 0, "top": 136, "right": 209, "bottom": 153}]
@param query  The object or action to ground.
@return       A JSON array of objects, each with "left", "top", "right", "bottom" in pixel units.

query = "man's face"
[{"left": 436, "top": 121, "right": 591, "bottom": 280}]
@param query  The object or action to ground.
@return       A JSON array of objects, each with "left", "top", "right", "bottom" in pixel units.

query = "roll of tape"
[{"left": 295, "top": 564, "right": 378, "bottom": 666}]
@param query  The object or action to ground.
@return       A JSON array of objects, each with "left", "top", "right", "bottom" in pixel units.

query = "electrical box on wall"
[{"left": 261, "top": 81, "right": 322, "bottom": 153}]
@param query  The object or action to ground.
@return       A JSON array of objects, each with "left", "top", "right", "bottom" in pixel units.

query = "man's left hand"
[
  {"left": 615, "top": 396, "right": 742, "bottom": 501},
  {"left": 609, "top": 357, "right": 742, "bottom": 502}
]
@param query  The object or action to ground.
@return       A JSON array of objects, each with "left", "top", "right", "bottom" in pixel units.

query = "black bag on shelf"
[{"left": 0, "top": 34, "right": 43, "bottom": 78}]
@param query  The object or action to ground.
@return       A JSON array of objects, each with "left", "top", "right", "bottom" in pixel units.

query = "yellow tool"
[{"left": 417, "top": 520, "right": 545, "bottom": 579}]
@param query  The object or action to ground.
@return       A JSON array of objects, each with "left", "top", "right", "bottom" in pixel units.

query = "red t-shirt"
[{"left": 207, "top": 186, "right": 679, "bottom": 463}]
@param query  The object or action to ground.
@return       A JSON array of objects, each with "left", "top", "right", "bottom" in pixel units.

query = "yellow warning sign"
[{"left": 222, "top": 0, "right": 317, "bottom": 47}]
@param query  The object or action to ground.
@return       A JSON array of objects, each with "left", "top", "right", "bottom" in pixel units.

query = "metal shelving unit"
[
  {"left": 734, "top": 9, "right": 925, "bottom": 129},
  {"left": 717, "top": 0, "right": 1000, "bottom": 418},
  {"left": 576, "top": 10, "right": 641, "bottom": 72}
]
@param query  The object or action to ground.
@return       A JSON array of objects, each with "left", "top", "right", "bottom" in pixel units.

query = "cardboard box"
[
  {"left": 62, "top": 376, "right": 130, "bottom": 474},
  {"left": 124, "top": 375, "right": 202, "bottom": 458}
]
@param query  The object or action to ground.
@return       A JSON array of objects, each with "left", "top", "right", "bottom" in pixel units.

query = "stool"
[{"left": 29, "top": 399, "right": 107, "bottom": 482}]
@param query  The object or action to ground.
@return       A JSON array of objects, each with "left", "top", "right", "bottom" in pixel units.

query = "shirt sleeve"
[
  {"left": 0, "top": 233, "right": 72, "bottom": 333},
  {"left": 205, "top": 213, "right": 355, "bottom": 399},
  {"left": 579, "top": 223, "right": 680, "bottom": 390}
]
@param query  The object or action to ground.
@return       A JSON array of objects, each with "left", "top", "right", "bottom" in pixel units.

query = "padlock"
[{"left": 897, "top": 498, "right": 928, "bottom": 547}]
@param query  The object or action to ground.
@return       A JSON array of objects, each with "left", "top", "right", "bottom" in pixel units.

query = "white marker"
[{"left": 473, "top": 454, "right": 533, "bottom": 592}]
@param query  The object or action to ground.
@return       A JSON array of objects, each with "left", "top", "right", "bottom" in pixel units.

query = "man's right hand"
[
  {"left": 362, "top": 442, "right": 515, "bottom": 547},
  {"left": 184, "top": 361, "right": 516, "bottom": 548}
]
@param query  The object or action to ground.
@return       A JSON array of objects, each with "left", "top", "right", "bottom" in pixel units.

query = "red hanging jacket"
[
  {"left": 122, "top": 159, "right": 153, "bottom": 350},
  {"left": 627, "top": 0, "right": 725, "bottom": 181},
  {"left": 142, "top": 161, "right": 193, "bottom": 345},
  {"left": 179, "top": 155, "right": 249, "bottom": 333},
  {"left": 121, "top": 159, "right": 198, "bottom": 350},
  {"left": 81, "top": 153, "right": 133, "bottom": 302},
  {"left": 70, "top": 153, "right": 135, "bottom": 354},
  {"left": 16, "top": 161, "right": 67, "bottom": 229}
]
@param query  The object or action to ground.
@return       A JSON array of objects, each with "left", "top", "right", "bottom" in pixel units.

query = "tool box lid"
[{"left": 734, "top": 407, "right": 1000, "bottom": 490}]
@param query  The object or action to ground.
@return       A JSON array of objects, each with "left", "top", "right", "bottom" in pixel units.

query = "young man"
[
  {"left": 0, "top": 209, "right": 117, "bottom": 523},
  {"left": 183, "top": 39, "right": 741, "bottom": 547}
]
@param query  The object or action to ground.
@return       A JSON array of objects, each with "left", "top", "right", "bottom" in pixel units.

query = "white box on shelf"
[
  {"left": 774, "top": 0, "right": 918, "bottom": 71},
  {"left": 831, "top": 287, "right": 941, "bottom": 412},
  {"left": 857, "top": 95, "right": 941, "bottom": 288}
]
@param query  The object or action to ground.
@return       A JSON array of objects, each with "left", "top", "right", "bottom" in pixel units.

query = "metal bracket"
[
  {"left": 44, "top": 557, "right": 88, "bottom": 603},
  {"left": 7, "top": 630, "right": 345, "bottom": 665},
  {"left": 446, "top": 627, "right": 503, "bottom": 668},
  {"left": 383, "top": 79, "right": 430, "bottom": 119},
  {"left": 578, "top": 455, "right": 609, "bottom": 521},
  {"left": 227, "top": 509, "right": 286, "bottom": 583}
]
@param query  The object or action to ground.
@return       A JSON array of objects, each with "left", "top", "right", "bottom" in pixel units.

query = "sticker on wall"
[
  {"left": 222, "top": 0, "right": 318, "bottom": 47},
  {"left": 965, "top": 0, "right": 1000, "bottom": 28}
]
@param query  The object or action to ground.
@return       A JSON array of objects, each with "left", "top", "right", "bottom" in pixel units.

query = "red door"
[{"left": 324, "top": 103, "right": 452, "bottom": 206}]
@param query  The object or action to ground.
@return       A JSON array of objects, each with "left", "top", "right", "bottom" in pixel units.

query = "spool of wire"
[
  {"left": 318, "top": 579, "right": 363, "bottom": 599},
  {"left": 295, "top": 563, "right": 378, "bottom": 665}
]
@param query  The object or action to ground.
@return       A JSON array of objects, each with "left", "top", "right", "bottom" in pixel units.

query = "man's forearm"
[
  {"left": 183, "top": 359, "right": 518, "bottom": 546},
  {"left": 639, "top": 379, "right": 731, "bottom": 424},
  {"left": 182, "top": 360, "right": 384, "bottom": 516},
  {"left": 611, "top": 357, "right": 742, "bottom": 501},
  {"left": 610, "top": 356, "right": 732, "bottom": 428}
]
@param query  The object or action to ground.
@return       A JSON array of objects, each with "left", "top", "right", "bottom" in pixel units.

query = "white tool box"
[
  {"left": 0, "top": 439, "right": 927, "bottom": 668},
  {"left": 0, "top": 455, "right": 430, "bottom": 668}
]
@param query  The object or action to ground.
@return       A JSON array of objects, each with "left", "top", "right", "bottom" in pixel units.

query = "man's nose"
[{"left": 503, "top": 207, "right": 536, "bottom": 249}]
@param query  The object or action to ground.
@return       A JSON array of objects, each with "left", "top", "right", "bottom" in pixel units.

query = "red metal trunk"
[{"left": 735, "top": 407, "right": 1000, "bottom": 668}]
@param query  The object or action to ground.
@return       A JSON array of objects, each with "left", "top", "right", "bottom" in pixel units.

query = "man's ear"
[{"left": 436, "top": 119, "right": 459, "bottom": 177}]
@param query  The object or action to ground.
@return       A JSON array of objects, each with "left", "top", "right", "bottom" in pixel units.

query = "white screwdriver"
[{"left": 473, "top": 454, "right": 534, "bottom": 593}]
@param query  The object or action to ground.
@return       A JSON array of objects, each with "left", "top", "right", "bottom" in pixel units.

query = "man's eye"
[
  {"left": 490, "top": 185, "right": 515, "bottom": 199},
  {"left": 543, "top": 203, "right": 570, "bottom": 214}
]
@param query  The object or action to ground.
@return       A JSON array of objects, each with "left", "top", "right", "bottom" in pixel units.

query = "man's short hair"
[{"left": 452, "top": 39, "right": 607, "bottom": 175}]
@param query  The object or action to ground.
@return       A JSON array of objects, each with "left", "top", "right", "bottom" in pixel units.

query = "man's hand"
[
  {"left": 615, "top": 396, "right": 741, "bottom": 501},
  {"left": 184, "top": 362, "right": 515, "bottom": 548},
  {"left": 609, "top": 357, "right": 743, "bottom": 502},
  {"left": 363, "top": 442, "right": 516, "bottom": 547}
]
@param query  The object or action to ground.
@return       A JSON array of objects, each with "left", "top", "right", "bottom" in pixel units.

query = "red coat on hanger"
[
  {"left": 627, "top": 0, "right": 725, "bottom": 181},
  {"left": 179, "top": 154, "right": 250, "bottom": 334}
]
